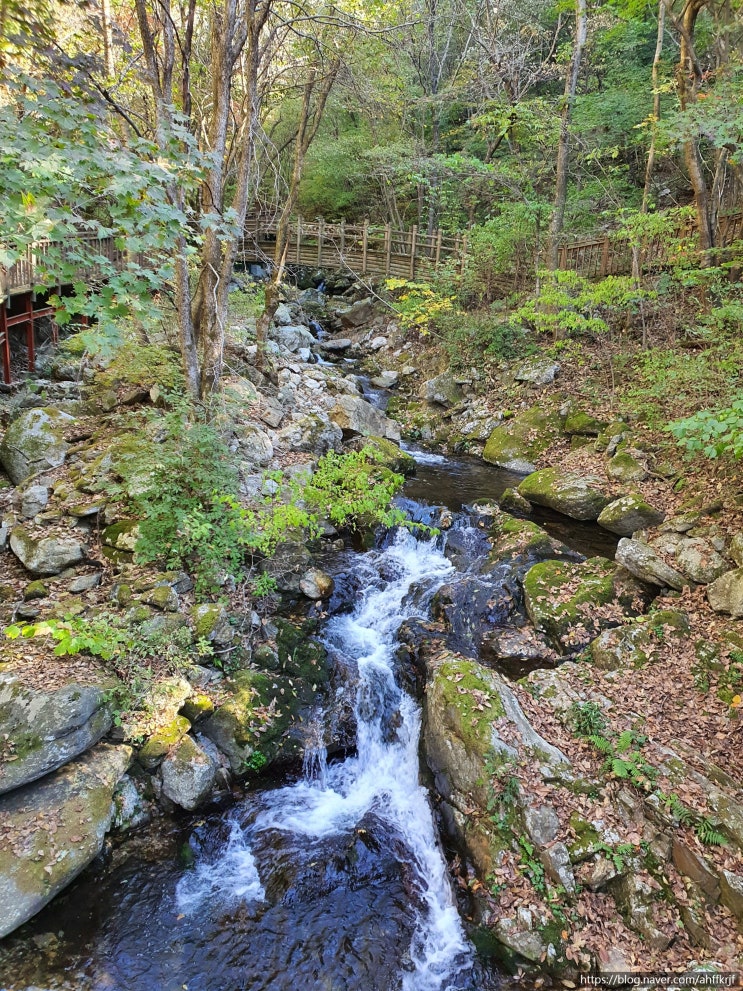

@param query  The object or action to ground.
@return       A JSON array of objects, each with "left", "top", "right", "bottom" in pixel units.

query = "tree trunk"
[
  {"left": 101, "top": 0, "right": 115, "bottom": 78},
  {"left": 548, "top": 0, "right": 588, "bottom": 269}
]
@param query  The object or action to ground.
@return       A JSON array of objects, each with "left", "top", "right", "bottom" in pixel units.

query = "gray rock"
[
  {"left": 0, "top": 744, "right": 130, "bottom": 938},
  {"left": 522, "top": 804, "right": 560, "bottom": 848},
  {"left": 273, "top": 302, "right": 294, "bottom": 326},
  {"left": 299, "top": 567, "right": 335, "bottom": 600},
  {"left": 261, "top": 541, "right": 312, "bottom": 592},
  {"left": 675, "top": 536, "right": 728, "bottom": 584},
  {"left": 483, "top": 408, "right": 564, "bottom": 474},
  {"left": 277, "top": 414, "right": 342, "bottom": 456},
  {"left": 729, "top": 533, "right": 743, "bottom": 568},
  {"left": 10, "top": 527, "right": 85, "bottom": 575},
  {"left": 707, "top": 567, "right": 743, "bottom": 617},
  {"left": 20, "top": 485, "right": 49, "bottom": 519},
  {"left": 337, "top": 298, "right": 374, "bottom": 328},
  {"left": 540, "top": 841, "right": 576, "bottom": 895},
  {"left": 609, "top": 870, "right": 673, "bottom": 949},
  {"left": 606, "top": 450, "right": 648, "bottom": 482},
  {"left": 269, "top": 324, "right": 316, "bottom": 352},
  {"left": 67, "top": 572, "right": 102, "bottom": 593},
  {"left": 518, "top": 468, "right": 612, "bottom": 522},
  {"left": 0, "top": 674, "right": 113, "bottom": 794},
  {"left": 719, "top": 870, "right": 743, "bottom": 926},
  {"left": 191, "top": 603, "right": 234, "bottom": 648},
  {"left": 254, "top": 395, "right": 285, "bottom": 429},
  {"left": 513, "top": 357, "right": 560, "bottom": 386},
  {"left": 160, "top": 734, "right": 219, "bottom": 811},
  {"left": 112, "top": 774, "right": 151, "bottom": 832},
  {"left": 237, "top": 423, "right": 274, "bottom": 466},
  {"left": 615, "top": 537, "right": 689, "bottom": 590},
  {"left": 597, "top": 494, "right": 665, "bottom": 536},
  {"left": 0, "top": 407, "right": 75, "bottom": 485},
  {"left": 370, "top": 370, "right": 399, "bottom": 389},
  {"left": 492, "top": 918, "right": 548, "bottom": 963},
  {"left": 102, "top": 521, "right": 140, "bottom": 552},
  {"left": 418, "top": 370, "right": 465, "bottom": 408},
  {"left": 318, "top": 337, "right": 353, "bottom": 353},
  {"left": 330, "top": 396, "right": 400, "bottom": 442}
]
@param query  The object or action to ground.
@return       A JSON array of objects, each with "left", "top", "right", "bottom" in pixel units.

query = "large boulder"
[
  {"left": 707, "top": 568, "right": 743, "bottom": 617},
  {"left": 160, "top": 734, "right": 220, "bottom": 811},
  {"left": 0, "top": 673, "right": 113, "bottom": 795},
  {"left": 615, "top": 538, "right": 689, "bottom": 591},
  {"left": 10, "top": 527, "right": 85, "bottom": 575},
  {"left": 589, "top": 610, "right": 690, "bottom": 669},
  {"left": 277, "top": 414, "right": 342, "bottom": 456},
  {"left": 483, "top": 408, "right": 564, "bottom": 474},
  {"left": 522, "top": 556, "right": 651, "bottom": 653},
  {"left": 348, "top": 434, "right": 416, "bottom": 477},
  {"left": 0, "top": 743, "right": 131, "bottom": 938},
  {"left": 518, "top": 468, "right": 613, "bottom": 521},
  {"left": 513, "top": 357, "right": 560, "bottom": 387},
  {"left": 336, "top": 297, "right": 375, "bottom": 328},
  {"left": 330, "top": 395, "right": 401, "bottom": 442},
  {"left": 597, "top": 494, "right": 665, "bottom": 536},
  {"left": 674, "top": 536, "right": 728, "bottom": 585},
  {"left": 268, "top": 324, "right": 316, "bottom": 352},
  {"left": 237, "top": 422, "right": 274, "bottom": 466},
  {"left": 0, "top": 407, "right": 75, "bottom": 485}
]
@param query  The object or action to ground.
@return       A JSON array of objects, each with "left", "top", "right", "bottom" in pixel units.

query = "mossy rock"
[
  {"left": 523, "top": 557, "right": 649, "bottom": 653},
  {"left": 201, "top": 669, "right": 316, "bottom": 774},
  {"left": 589, "top": 610, "right": 689, "bottom": 669},
  {"left": 102, "top": 520, "right": 140, "bottom": 552},
  {"left": 518, "top": 468, "right": 613, "bottom": 522},
  {"left": 482, "top": 407, "right": 564, "bottom": 473},
  {"left": 367, "top": 435, "right": 417, "bottom": 476},
  {"left": 498, "top": 487, "right": 532, "bottom": 515},
  {"left": 23, "top": 580, "right": 48, "bottom": 601},
  {"left": 275, "top": 618, "right": 330, "bottom": 683},
  {"left": 597, "top": 494, "right": 665, "bottom": 537},
  {"left": 594, "top": 421, "right": 629, "bottom": 453},
  {"left": 488, "top": 512, "right": 575, "bottom": 566},
  {"left": 0, "top": 407, "right": 75, "bottom": 485},
  {"left": 432, "top": 657, "right": 505, "bottom": 757},
  {"left": 191, "top": 603, "right": 234, "bottom": 647},
  {"left": 137, "top": 715, "right": 191, "bottom": 771},
  {"left": 564, "top": 410, "right": 606, "bottom": 436},
  {"left": 607, "top": 451, "right": 648, "bottom": 483},
  {"left": 180, "top": 694, "right": 215, "bottom": 723}
]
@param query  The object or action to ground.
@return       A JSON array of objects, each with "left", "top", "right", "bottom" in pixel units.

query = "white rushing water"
[{"left": 177, "top": 526, "right": 473, "bottom": 989}]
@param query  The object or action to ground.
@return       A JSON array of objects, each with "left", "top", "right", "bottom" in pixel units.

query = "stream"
[{"left": 0, "top": 444, "right": 616, "bottom": 991}]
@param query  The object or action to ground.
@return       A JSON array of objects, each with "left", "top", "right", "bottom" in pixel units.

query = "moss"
[
  {"left": 137, "top": 715, "right": 191, "bottom": 769},
  {"left": 564, "top": 410, "right": 605, "bottom": 436},
  {"left": 437, "top": 658, "right": 505, "bottom": 756},
  {"left": 567, "top": 812, "right": 602, "bottom": 862},
  {"left": 102, "top": 520, "right": 140, "bottom": 551},
  {"left": 361, "top": 435, "right": 417, "bottom": 476},
  {"left": 192, "top": 604, "right": 223, "bottom": 640},
  {"left": 483, "top": 407, "right": 564, "bottom": 469},
  {"left": 180, "top": 694, "right": 215, "bottom": 723},
  {"left": 275, "top": 618, "right": 329, "bottom": 683},
  {"left": 23, "top": 580, "right": 48, "bottom": 601},
  {"left": 489, "top": 513, "right": 562, "bottom": 564}
]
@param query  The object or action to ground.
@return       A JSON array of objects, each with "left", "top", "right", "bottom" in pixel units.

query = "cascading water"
[{"left": 174, "top": 525, "right": 475, "bottom": 990}]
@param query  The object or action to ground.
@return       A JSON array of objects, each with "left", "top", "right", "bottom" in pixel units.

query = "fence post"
[
  {"left": 25, "top": 292, "right": 35, "bottom": 373},
  {"left": 600, "top": 237, "right": 610, "bottom": 277},
  {"left": 0, "top": 304, "right": 10, "bottom": 385},
  {"left": 409, "top": 225, "right": 418, "bottom": 279},
  {"left": 559, "top": 244, "right": 567, "bottom": 270},
  {"left": 384, "top": 224, "right": 391, "bottom": 276},
  {"left": 362, "top": 219, "right": 369, "bottom": 274},
  {"left": 340, "top": 219, "right": 346, "bottom": 259},
  {"left": 460, "top": 234, "right": 468, "bottom": 275},
  {"left": 296, "top": 217, "right": 302, "bottom": 265},
  {"left": 317, "top": 217, "right": 324, "bottom": 267},
  {"left": 435, "top": 229, "right": 443, "bottom": 270}
]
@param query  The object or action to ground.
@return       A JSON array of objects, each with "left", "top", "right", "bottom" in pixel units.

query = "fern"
[
  {"left": 664, "top": 792, "right": 695, "bottom": 826},
  {"left": 695, "top": 818, "right": 727, "bottom": 846},
  {"left": 588, "top": 734, "right": 614, "bottom": 754}
]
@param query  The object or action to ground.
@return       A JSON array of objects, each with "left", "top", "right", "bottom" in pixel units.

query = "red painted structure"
[{"left": 0, "top": 293, "right": 58, "bottom": 385}]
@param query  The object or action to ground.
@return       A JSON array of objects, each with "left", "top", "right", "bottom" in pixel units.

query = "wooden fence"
[
  {"left": 239, "top": 216, "right": 468, "bottom": 281},
  {"left": 0, "top": 236, "right": 129, "bottom": 301}
]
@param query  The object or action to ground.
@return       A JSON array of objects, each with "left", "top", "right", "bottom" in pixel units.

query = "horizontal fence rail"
[{"left": 2, "top": 210, "right": 741, "bottom": 303}]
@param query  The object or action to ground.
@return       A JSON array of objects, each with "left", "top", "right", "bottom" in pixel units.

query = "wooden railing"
[
  {"left": 2, "top": 210, "right": 741, "bottom": 303},
  {"left": 239, "top": 216, "right": 468, "bottom": 280}
]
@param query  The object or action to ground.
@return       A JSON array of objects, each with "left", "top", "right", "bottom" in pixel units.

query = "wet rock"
[
  {"left": 615, "top": 537, "right": 689, "bottom": 590},
  {"left": 10, "top": 527, "right": 85, "bottom": 575},
  {"left": 513, "top": 357, "right": 560, "bottom": 387},
  {"left": 707, "top": 568, "right": 743, "bottom": 617},
  {"left": 111, "top": 774, "right": 151, "bottom": 832},
  {"left": 237, "top": 423, "right": 274, "bottom": 466},
  {"left": 330, "top": 395, "right": 401, "bottom": 442},
  {"left": 523, "top": 556, "right": 650, "bottom": 654},
  {"left": 498, "top": 487, "right": 532, "bottom": 515},
  {"left": 20, "top": 485, "right": 49, "bottom": 518},
  {"left": 299, "top": 567, "right": 334, "bottom": 600},
  {"left": 160, "top": 734, "right": 219, "bottom": 811},
  {"left": 589, "top": 610, "right": 689, "bottom": 669},
  {"left": 0, "top": 673, "right": 113, "bottom": 794},
  {"left": 607, "top": 450, "right": 648, "bottom": 483},
  {"left": 0, "top": 407, "right": 75, "bottom": 485},
  {"left": 349, "top": 434, "right": 416, "bottom": 476},
  {"left": 597, "top": 494, "right": 665, "bottom": 536},
  {"left": 518, "top": 468, "right": 612, "bottom": 521},
  {"left": 492, "top": 919, "right": 548, "bottom": 965},
  {"left": 483, "top": 408, "right": 564, "bottom": 473},
  {"left": 0, "top": 743, "right": 131, "bottom": 938},
  {"left": 418, "top": 370, "right": 465, "bottom": 408}
]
